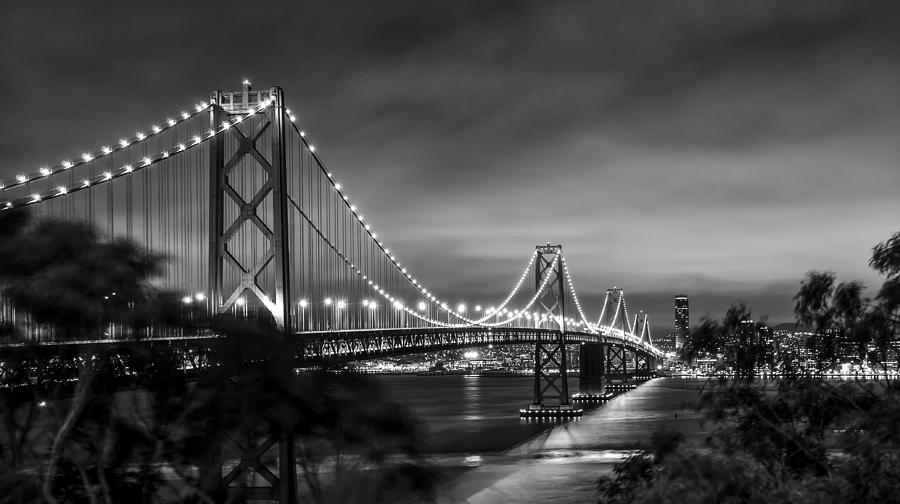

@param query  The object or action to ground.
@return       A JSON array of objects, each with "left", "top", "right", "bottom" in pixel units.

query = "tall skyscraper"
[{"left": 674, "top": 295, "right": 689, "bottom": 350}]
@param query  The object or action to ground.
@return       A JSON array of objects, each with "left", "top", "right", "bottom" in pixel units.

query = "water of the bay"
[
  {"left": 375, "top": 375, "right": 580, "bottom": 453},
  {"left": 375, "top": 375, "right": 712, "bottom": 503}
]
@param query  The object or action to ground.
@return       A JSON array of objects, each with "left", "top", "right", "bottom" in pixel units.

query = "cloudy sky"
[{"left": 2, "top": 0, "right": 899, "bottom": 330}]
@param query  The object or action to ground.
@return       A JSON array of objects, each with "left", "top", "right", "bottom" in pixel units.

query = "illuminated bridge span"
[
  {"left": 0, "top": 81, "right": 661, "bottom": 398},
  {"left": 0, "top": 82, "right": 662, "bottom": 501}
]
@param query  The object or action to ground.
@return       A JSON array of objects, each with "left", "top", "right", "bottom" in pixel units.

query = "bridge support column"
[
  {"left": 521, "top": 244, "right": 582, "bottom": 419},
  {"left": 633, "top": 348, "right": 641, "bottom": 381},
  {"left": 574, "top": 342, "right": 607, "bottom": 404},
  {"left": 204, "top": 83, "right": 298, "bottom": 504},
  {"left": 634, "top": 351, "right": 648, "bottom": 381},
  {"left": 208, "top": 84, "right": 292, "bottom": 331},
  {"left": 605, "top": 343, "right": 631, "bottom": 391},
  {"left": 196, "top": 414, "right": 298, "bottom": 503},
  {"left": 579, "top": 342, "right": 605, "bottom": 393}
]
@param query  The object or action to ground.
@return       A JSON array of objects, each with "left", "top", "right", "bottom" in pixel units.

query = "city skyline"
[{"left": 2, "top": 1, "right": 899, "bottom": 328}]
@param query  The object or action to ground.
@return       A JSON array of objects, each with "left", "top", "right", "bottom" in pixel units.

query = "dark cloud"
[{"left": 2, "top": 0, "right": 899, "bottom": 330}]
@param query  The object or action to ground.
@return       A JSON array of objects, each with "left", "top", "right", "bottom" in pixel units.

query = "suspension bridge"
[{"left": 0, "top": 82, "right": 663, "bottom": 502}]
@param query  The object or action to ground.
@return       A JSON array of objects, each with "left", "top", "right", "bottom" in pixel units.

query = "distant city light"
[
  {"left": 464, "top": 350, "right": 478, "bottom": 359},
  {"left": 182, "top": 296, "right": 193, "bottom": 304},
  {"left": 418, "top": 301, "right": 427, "bottom": 311}
]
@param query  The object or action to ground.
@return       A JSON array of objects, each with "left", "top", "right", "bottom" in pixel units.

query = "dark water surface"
[
  {"left": 378, "top": 375, "right": 578, "bottom": 453},
  {"left": 375, "top": 375, "right": 580, "bottom": 453},
  {"left": 375, "top": 376, "right": 713, "bottom": 503}
]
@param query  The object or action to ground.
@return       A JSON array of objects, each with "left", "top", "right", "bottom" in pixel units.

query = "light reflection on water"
[
  {"left": 376, "top": 375, "right": 579, "bottom": 453},
  {"left": 462, "top": 455, "right": 483, "bottom": 467}
]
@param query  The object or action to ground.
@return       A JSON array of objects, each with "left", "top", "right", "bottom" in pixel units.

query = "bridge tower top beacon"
[{"left": 208, "top": 82, "right": 292, "bottom": 330}]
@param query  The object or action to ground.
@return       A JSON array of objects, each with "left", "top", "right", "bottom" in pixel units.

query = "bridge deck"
[{"left": 0, "top": 326, "right": 658, "bottom": 362}]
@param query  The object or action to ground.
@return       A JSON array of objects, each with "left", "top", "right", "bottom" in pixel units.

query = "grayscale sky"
[{"left": 1, "top": 0, "right": 899, "bottom": 330}]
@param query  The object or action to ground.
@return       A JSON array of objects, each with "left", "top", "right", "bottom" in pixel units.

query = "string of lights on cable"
[
  {"left": 560, "top": 254, "right": 601, "bottom": 332},
  {"left": 1, "top": 99, "right": 274, "bottom": 211},
  {"left": 283, "top": 108, "right": 656, "bottom": 348},
  {"left": 0, "top": 100, "right": 215, "bottom": 192},
  {"left": 287, "top": 191, "right": 563, "bottom": 329},
  {"left": 283, "top": 105, "right": 546, "bottom": 326}
]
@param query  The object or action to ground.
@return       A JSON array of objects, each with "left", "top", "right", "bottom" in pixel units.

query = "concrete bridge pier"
[{"left": 577, "top": 342, "right": 606, "bottom": 399}]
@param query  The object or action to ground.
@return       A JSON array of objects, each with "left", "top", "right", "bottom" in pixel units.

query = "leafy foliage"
[
  {"left": 599, "top": 377, "right": 900, "bottom": 504},
  {"left": 681, "top": 303, "right": 768, "bottom": 379},
  {"left": 0, "top": 213, "right": 434, "bottom": 503},
  {"left": 0, "top": 215, "right": 163, "bottom": 337},
  {"left": 870, "top": 232, "right": 900, "bottom": 279},
  {"left": 600, "top": 231, "right": 900, "bottom": 504}
]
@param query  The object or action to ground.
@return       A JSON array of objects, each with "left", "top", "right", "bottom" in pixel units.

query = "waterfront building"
[
  {"left": 674, "top": 295, "right": 689, "bottom": 350},
  {"left": 772, "top": 324, "right": 818, "bottom": 370},
  {"left": 656, "top": 332, "right": 677, "bottom": 353}
]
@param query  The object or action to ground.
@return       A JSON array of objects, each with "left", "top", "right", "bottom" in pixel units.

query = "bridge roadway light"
[
  {"left": 298, "top": 299, "right": 308, "bottom": 308},
  {"left": 182, "top": 296, "right": 193, "bottom": 305},
  {"left": 336, "top": 300, "right": 347, "bottom": 309},
  {"left": 362, "top": 299, "right": 370, "bottom": 307},
  {"left": 195, "top": 292, "right": 206, "bottom": 302},
  {"left": 236, "top": 297, "right": 245, "bottom": 306},
  {"left": 417, "top": 301, "right": 427, "bottom": 311},
  {"left": 324, "top": 297, "right": 333, "bottom": 306}
]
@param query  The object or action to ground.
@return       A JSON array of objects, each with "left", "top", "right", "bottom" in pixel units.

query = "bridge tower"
[
  {"left": 634, "top": 311, "right": 650, "bottom": 377},
  {"left": 521, "top": 244, "right": 582, "bottom": 418},
  {"left": 208, "top": 81, "right": 292, "bottom": 331},
  {"left": 637, "top": 312, "right": 651, "bottom": 345},
  {"left": 603, "top": 288, "right": 631, "bottom": 387},
  {"left": 205, "top": 83, "right": 298, "bottom": 503}
]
